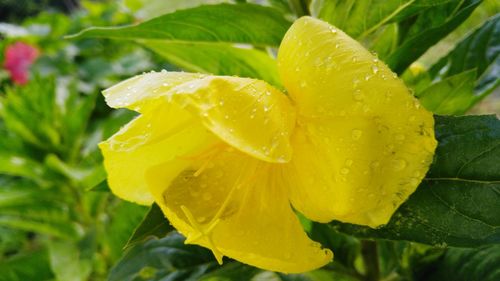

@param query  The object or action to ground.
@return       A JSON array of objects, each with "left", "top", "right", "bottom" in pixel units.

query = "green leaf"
[
  {"left": 108, "top": 233, "right": 216, "bottom": 281},
  {"left": 141, "top": 41, "right": 281, "bottom": 86},
  {"left": 426, "top": 14, "right": 500, "bottom": 109},
  {"left": 310, "top": 0, "right": 421, "bottom": 39},
  {"left": 414, "top": 245, "right": 500, "bottom": 281},
  {"left": 417, "top": 69, "right": 477, "bottom": 114},
  {"left": 330, "top": 115, "right": 500, "bottom": 247},
  {"left": 69, "top": 3, "right": 291, "bottom": 47},
  {"left": 125, "top": 203, "right": 174, "bottom": 249},
  {"left": 386, "top": 0, "right": 482, "bottom": 73},
  {"left": 0, "top": 249, "right": 54, "bottom": 281}
]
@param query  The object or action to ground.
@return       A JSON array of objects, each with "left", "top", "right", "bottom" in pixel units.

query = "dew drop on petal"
[
  {"left": 392, "top": 159, "right": 408, "bottom": 171},
  {"left": 351, "top": 129, "right": 363, "bottom": 140}
]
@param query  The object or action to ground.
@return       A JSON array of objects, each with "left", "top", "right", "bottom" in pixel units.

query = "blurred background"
[{"left": 0, "top": 1, "right": 498, "bottom": 281}]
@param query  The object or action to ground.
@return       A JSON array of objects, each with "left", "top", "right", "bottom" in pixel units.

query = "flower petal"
[
  {"left": 104, "top": 71, "right": 296, "bottom": 163},
  {"left": 99, "top": 102, "right": 217, "bottom": 205},
  {"left": 102, "top": 71, "right": 206, "bottom": 112},
  {"left": 146, "top": 146, "right": 332, "bottom": 273},
  {"left": 278, "top": 17, "right": 437, "bottom": 227}
]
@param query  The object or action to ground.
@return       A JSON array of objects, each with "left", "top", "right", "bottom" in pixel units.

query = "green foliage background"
[{"left": 0, "top": 0, "right": 499, "bottom": 281}]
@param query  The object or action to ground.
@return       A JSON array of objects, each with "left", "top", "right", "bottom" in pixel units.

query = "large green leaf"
[
  {"left": 414, "top": 245, "right": 500, "bottom": 281},
  {"left": 69, "top": 3, "right": 291, "bottom": 47},
  {"left": 330, "top": 115, "right": 500, "bottom": 247},
  {"left": 141, "top": 41, "right": 281, "bottom": 86},
  {"left": 48, "top": 239, "right": 92, "bottom": 281}
]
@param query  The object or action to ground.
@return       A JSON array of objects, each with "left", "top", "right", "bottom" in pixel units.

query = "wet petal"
[
  {"left": 170, "top": 76, "right": 295, "bottom": 163},
  {"left": 104, "top": 72, "right": 295, "bottom": 163},
  {"left": 146, "top": 146, "right": 332, "bottom": 273},
  {"left": 103, "top": 71, "right": 205, "bottom": 112},
  {"left": 99, "top": 102, "right": 217, "bottom": 205},
  {"left": 278, "top": 17, "right": 437, "bottom": 227}
]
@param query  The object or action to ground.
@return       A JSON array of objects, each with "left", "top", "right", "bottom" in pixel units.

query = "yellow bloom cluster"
[{"left": 100, "top": 17, "right": 437, "bottom": 273}]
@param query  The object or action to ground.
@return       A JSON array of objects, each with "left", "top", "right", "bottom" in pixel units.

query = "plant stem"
[{"left": 362, "top": 240, "right": 380, "bottom": 281}]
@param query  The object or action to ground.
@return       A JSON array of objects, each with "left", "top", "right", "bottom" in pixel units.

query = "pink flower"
[{"left": 3, "top": 42, "right": 39, "bottom": 85}]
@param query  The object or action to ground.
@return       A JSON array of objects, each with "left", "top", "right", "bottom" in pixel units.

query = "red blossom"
[{"left": 3, "top": 42, "right": 39, "bottom": 85}]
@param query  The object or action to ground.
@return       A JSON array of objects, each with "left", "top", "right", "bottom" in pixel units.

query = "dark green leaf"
[
  {"left": 414, "top": 245, "right": 500, "bottom": 281},
  {"left": 108, "top": 233, "right": 216, "bottom": 281},
  {"left": 330, "top": 115, "right": 500, "bottom": 247},
  {"left": 125, "top": 203, "right": 174, "bottom": 249},
  {"left": 69, "top": 4, "right": 291, "bottom": 47}
]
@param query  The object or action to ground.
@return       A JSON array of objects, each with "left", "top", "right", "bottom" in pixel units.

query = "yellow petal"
[
  {"left": 99, "top": 102, "right": 217, "bottom": 205},
  {"left": 146, "top": 146, "right": 332, "bottom": 273},
  {"left": 170, "top": 76, "right": 295, "bottom": 163},
  {"left": 278, "top": 17, "right": 437, "bottom": 227},
  {"left": 104, "top": 72, "right": 295, "bottom": 163},
  {"left": 102, "top": 71, "right": 206, "bottom": 112}
]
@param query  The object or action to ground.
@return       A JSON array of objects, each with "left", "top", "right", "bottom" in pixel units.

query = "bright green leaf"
[
  {"left": 69, "top": 3, "right": 291, "bottom": 47},
  {"left": 417, "top": 69, "right": 477, "bottom": 114}
]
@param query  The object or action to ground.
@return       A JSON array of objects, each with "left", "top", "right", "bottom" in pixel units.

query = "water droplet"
[
  {"left": 305, "top": 51, "right": 310, "bottom": 57},
  {"left": 351, "top": 129, "right": 363, "bottom": 140},
  {"left": 265, "top": 91, "right": 271, "bottom": 96},
  {"left": 340, "top": 168, "right": 350, "bottom": 175},
  {"left": 371, "top": 65, "right": 379, "bottom": 74},
  {"left": 371, "top": 161, "right": 380, "bottom": 169},
  {"left": 219, "top": 99, "right": 225, "bottom": 106},
  {"left": 335, "top": 43, "right": 340, "bottom": 49},
  {"left": 414, "top": 99, "right": 421, "bottom": 109},
  {"left": 329, "top": 27, "right": 337, "bottom": 34},
  {"left": 392, "top": 159, "right": 407, "bottom": 171},
  {"left": 364, "top": 73, "right": 372, "bottom": 81},
  {"left": 295, "top": 66, "right": 301, "bottom": 72},
  {"left": 162, "top": 82, "right": 169, "bottom": 87},
  {"left": 300, "top": 81, "right": 307, "bottom": 88},
  {"left": 197, "top": 216, "right": 207, "bottom": 223},
  {"left": 353, "top": 89, "right": 364, "bottom": 101},
  {"left": 224, "top": 115, "right": 230, "bottom": 120},
  {"left": 263, "top": 106, "right": 270, "bottom": 112},
  {"left": 345, "top": 159, "right": 353, "bottom": 166},
  {"left": 409, "top": 178, "right": 419, "bottom": 186},
  {"left": 352, "top": 56, "right": 358, "bottom": 62}
]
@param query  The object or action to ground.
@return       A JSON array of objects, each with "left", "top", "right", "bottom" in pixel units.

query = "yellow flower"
[{"left": 99, "top": 17, "right": 437, "bottom": 273}]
